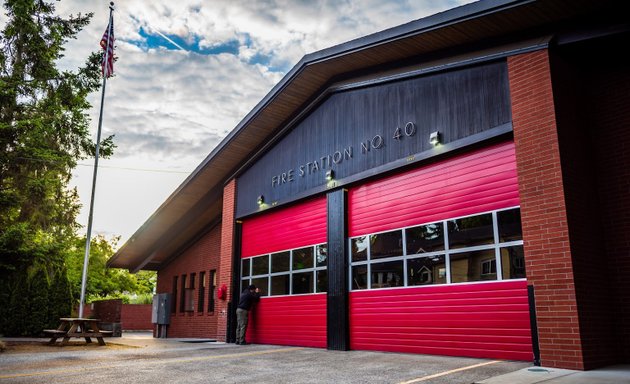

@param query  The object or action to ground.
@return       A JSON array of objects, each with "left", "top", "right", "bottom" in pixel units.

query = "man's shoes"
[
  {"left": 235, "top": 341, "right": 241, "bottom": 345},
  {"left": 240, "top": 341, "right": 248, "bottom": 345}
]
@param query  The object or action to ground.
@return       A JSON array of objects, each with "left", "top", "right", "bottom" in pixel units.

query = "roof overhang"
[{"left": 107, "top": 0, "right": 626, "bottom": 272}]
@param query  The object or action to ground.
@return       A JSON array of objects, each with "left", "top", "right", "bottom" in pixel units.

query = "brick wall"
[
  {"left": 549, "top": 46, "right": 617, "bottom": 368},
  {"left": 81, "top": 305, "right": 93, "bottom": 318},
  {"left": 121, "top": 304, "right": 152, "bottom": 330},
  {"left": 508, "top": 49, "right": 585, "bottom": 369},
  {"left": 216, "top": 179, "right": 237, "bottom": 341},
  {"left": 585, "top": 46, "right": 630, "bottom": 363},
  {"left": 156, "top": 224, "right": 221, "bottom": 338},
  {"left": 90, "top": 299, "right": 122, "bottom": 322},
  {"left": 78, "top": 303, "right": 152, "bottom": 330}
]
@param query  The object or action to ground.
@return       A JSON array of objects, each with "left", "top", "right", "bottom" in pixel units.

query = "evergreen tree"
[
  {"left": 28, "top": 267, "right": 49, "bottom": 334},
  {"left": 48, "top": 265, "right": 72, "bottom": 323},
  {"left": 0, "top": 0, "right": 115, "bottom": 335}
]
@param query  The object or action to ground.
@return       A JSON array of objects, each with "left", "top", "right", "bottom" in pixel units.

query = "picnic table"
[{"left": 43, "top": 318, "right": 112, "bottom": 346}]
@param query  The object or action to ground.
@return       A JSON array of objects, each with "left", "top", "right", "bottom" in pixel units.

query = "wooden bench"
[
  {"left": 43, "top": 329, "right": 66, "bottom": 335},
  {"left": 45, "top": 318, "right": 108, "bottom": 346},
  {"left": 43, "top": 329, "right": 67, "bottom": 345}
]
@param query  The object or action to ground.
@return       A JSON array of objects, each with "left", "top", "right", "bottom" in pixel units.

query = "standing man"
[{"left": 236, "top": 284, "right": 260, "bottom": 345}]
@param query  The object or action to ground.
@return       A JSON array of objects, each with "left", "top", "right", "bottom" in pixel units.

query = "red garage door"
[
  {"left": 348, "top": 141, "right": 533, "bottom": 361},
  {"left": 241, "top": 197, "right": 327, "bottom": 348}
]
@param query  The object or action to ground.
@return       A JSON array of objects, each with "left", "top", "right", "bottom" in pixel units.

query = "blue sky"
[
  {"left": 134, "top": 26, "right": 285, "bottom": 71},
  {"left": 11, "top": 0, "right": 475, "bottom": 246}
]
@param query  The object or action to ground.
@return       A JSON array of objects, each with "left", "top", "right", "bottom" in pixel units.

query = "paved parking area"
[
  {"left": 0, "top": 334, "right": 531, "bottom": 384},
  {"left": 3, "top": 333, "right": 627, "bottom": 383}
]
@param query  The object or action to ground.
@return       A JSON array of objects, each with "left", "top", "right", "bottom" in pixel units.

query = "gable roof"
[{"left": 108, "top": 0, "right": 623, "bottom": 271}]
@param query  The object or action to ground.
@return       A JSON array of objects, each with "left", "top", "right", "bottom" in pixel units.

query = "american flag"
[{"left": 100, "top": 15, "right": 115, "bottom": 77}]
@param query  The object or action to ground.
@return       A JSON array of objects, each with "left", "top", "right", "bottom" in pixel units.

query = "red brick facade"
[
  {"left": 508, "top": 49, "right": 585, "bottom": 369},
  {"left": 156, "top": 224, "right": 221, "bottom": 338},
  {"left": 216, "top": 179, "right": 237, "bottom": 341}
]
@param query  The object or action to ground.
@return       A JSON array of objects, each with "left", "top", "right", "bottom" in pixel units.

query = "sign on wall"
[{"left": 236, "top": 61, "right": 511, "bottom": 217}]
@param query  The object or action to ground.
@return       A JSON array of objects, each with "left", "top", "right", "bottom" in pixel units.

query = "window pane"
[
  {"left": 271, "top": 251, "right": 290, "bottom": 273},
  {"left": 292, "top": 272, "right": 314, "bottom": 294},
  {"left": 370, "top": 261, "right": 404, "bottom": 289},
  {"left": 271, "top": 275, "right": 290, "bottom": 296},
  {"left": 251, "top": 277, "right": 268, "bottom": 296},
  {"left": 448, "top": 213, "right": 494, "bottom": 249},
  {"left": 293, "top": 247, "right": 314, "bottom": 270},
  {"left": 316, "top": 270, "right": 327, "bottom": 293},
  {"left": 252, "top": 255, "right": 269, "bottom": 275},
  {"left": 501, "top": 245, "right": 526, "bottom": 279},
  {"left": 370, "top": 230, "right": 403, "bottom": 260},
  {"left": 406, "top": 223, "right": 445, "bottom": 254},
  {"left": 352, "top": 265, "right": 368, "bottom": 290},
  {"left": 316, "top": 244, "right": 327, "bottom": 267},
  {"left": 241, "top": 258, "right": 250, "bottom": 277},
  {"left": 498, "top": 208, "right": 523, "bottom": 242},
  {"left": 351, "top": 236, "right": 368, "bottom": 262},
  {"left": 407, "top": 255, "right": 447, "bottom": 286},
  {"left": 171, "top": 276, "right": 177, "bottom": 314},
  {"left": 449, "top": 249, "right": 497, "bottom": 283},
  {"left": 241, "top": 279, "right": 249, "bottom": 293},
  {"left": 209, "top": 271, "right": 216, "bottom": 313}
]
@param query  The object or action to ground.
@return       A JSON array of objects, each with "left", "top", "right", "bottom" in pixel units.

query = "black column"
[
  {"left": 227, "top": 221, "right": 242, "bottom": 344},
  {"left": 528, "top": 284, "right": 541, "bottom": 366},
  {"left": 327, "top": 189, "right": 349, "bottom": 350}
]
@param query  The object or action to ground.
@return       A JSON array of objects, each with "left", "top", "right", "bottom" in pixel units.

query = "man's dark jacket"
[{"left": 238, "top": 289, "right": 260, "bottom": 310}]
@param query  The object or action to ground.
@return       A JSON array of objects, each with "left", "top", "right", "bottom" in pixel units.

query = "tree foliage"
[
  {"left": 0, "top": 0, "right": 118, "bottom": 336},
  {"left": 66, "top": 235, "right": 156, "bottom": 303}
]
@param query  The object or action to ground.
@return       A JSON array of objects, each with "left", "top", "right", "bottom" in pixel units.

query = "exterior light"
[
  {"left": 257, "top": 195, "right": 264, "bottom": 205},
  {"left": 429, "top": 131, "right": 441, "bottom": 146},
  {"left": 326, "top": 169, "right": 335, "bottom": 181}
]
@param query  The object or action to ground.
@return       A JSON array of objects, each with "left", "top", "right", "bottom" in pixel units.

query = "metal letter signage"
[
  {"left": 272, "top": 145, "right": 355, "bottom": 187},
  {"left": 270, "top": 126, "right": 418, "bottom": 188}
]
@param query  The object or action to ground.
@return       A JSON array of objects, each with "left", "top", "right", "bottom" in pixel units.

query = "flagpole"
[{"left": 79, "top": 1, "right": 115, "bottom": 318}]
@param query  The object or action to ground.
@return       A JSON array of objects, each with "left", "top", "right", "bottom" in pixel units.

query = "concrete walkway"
[{"left": 476, "top": 365, "right": 630, "bottom": 384}]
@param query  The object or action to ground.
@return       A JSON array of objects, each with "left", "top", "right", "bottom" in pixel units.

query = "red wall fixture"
[
  {"left": 246, "top": 294, "right": 327, "bottom": 348},
  {"left": 242, "top": 196, "right": 327, "bottom": 257},
  {"left": 349, "top": 280, "right": 533, "bottom": 361},
  {"left": 349, "top": 141, "right": 519, "bottom": 236}
]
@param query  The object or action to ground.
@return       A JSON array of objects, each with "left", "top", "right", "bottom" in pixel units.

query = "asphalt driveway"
[{"left": 0, "top": 334, "right": 531, "bottom": 384}]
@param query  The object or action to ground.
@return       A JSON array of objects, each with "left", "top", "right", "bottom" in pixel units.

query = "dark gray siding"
[{"left": 236, "top": 61, "right": 511, "bottom": 217}]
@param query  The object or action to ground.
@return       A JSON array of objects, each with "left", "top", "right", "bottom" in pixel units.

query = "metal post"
[{"left": 79, "top": 2, "right": 114, "bottom": 318}]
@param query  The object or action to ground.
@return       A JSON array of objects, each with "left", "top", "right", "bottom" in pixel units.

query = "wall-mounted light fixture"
[
  {"left": 325, "top": 169, "right": 335, "bottom": 181},
  {"left": 257, "top": 195, "right": 264, "bottom": 205},
  {"left": 429, "top": 131, "right": 441, "bottom": 146}
]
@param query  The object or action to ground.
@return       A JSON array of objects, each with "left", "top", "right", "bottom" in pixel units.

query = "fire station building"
[{"left": 108, "top": 0, "right": 630, "bottom": 370}]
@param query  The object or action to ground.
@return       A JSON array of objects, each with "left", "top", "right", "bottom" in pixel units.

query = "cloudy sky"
[{"left": 7, "top": 0, "right": 475, "bottom": 247}]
